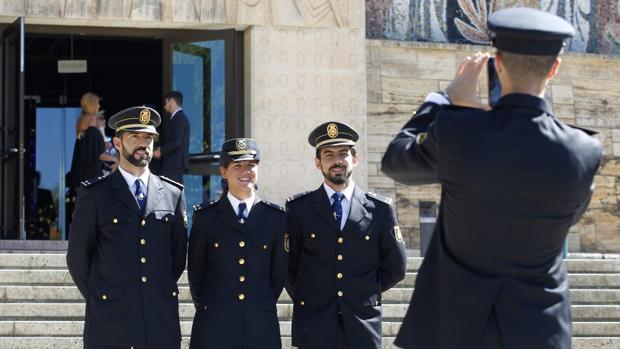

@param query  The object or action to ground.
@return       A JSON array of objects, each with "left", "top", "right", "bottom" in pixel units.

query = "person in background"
[
  {"left": 187, "top": 138, "right": 287, "bottom": 349},
  {"left": 154, "top": 91, "right": 189, "bottom": 184}
]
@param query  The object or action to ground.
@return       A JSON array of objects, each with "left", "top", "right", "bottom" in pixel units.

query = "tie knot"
[
  {"left": 332, "top": 192, "right": 344, "bottom": 203},
  {"left": 238, "top": 202, "right": 247, "bottom": 214}
]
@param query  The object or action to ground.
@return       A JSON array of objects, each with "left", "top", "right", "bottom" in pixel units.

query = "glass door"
[
  {"left": 164, "top": 30, "right": 244, "bottom": 214},
  {"left": 1, "top": 17, "right": 25, "bottom": 239}
]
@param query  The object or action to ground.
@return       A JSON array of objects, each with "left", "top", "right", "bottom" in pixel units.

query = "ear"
[
  {"left": 314, "top": 158, "right": 321, "bottom": 169},
  {"left": 112, "top": 136, "right": 122, "bottom": 152},
  {"left": 219, "top": 165, "right": 227, "bottom": 178},
  {"left": 546, "top": 57, "right": 561, "bottom": 80},
  {"left": 494, "top": 52, "right": 504, "bottom": 74}
]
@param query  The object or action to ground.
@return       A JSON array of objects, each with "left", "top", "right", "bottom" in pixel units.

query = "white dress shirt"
[
  {"left": 227, "top": 191, "right": 256, "bottom": 218},
  {"left": 323, "top": 182, "right": 355, "bottom": 230},
  {"left": 118, "top": 166, "right": 150, "bottom": 205}
]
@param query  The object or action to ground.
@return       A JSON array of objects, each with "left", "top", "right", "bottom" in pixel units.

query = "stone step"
[
  {"left": 1, "top": 320, "right": 619, "bottom": 337},
  {"left": 3, "top": 253, "right": 620, "bottom": 273},
  {"left": 2, "top": 270, "right": 620, "bottom": 288},
  {"left": 2, "top": 285, "right": 620, "bottom": 305},
  {"left": 1, "top": 303, "right": 618, "bottom": 323}
]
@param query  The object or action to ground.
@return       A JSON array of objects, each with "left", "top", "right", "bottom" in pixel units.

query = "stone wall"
[{"left": 366, "top": 39, "right": 620, "bottom": 252}]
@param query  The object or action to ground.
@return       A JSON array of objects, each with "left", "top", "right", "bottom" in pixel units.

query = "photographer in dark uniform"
[
  {"left": 382, "top": 8, "right": 602, "bottom": 349},
  {"left": 286, "top": 121, "right": 406, "bottom": 349},
  {"left": 188, "top": 138, "right": 288, "bottom": 349},
  {"left": 67, "top": 106, "right": 188, "bottom": 349}
]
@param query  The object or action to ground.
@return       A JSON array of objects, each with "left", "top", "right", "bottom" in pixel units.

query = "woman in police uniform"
[{"left": 188, "top": 138, "right": 288, "bottom": 349}]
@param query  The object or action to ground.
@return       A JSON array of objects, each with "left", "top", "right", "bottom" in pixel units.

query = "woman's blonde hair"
[
  {"left": 80, "top": 92, "right": 100, "bottom": 115},
  {"left": 76, "top": 93, "right": 100, "bottom": 138}
]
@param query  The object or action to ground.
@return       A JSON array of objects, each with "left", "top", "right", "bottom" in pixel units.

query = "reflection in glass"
[{"left": 173, "top": 40, "right": 226, "bottom": 217}]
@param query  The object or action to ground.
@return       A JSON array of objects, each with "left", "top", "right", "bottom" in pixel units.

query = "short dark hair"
[
  {"left": 316, "top": 146, "right": 357, "bottom": 160},
  {"left": 164, "top": 91, "right": 183, "bottom": 106},
  {"left": 498, "top": 51, "right": 558, "bottom": 85}
]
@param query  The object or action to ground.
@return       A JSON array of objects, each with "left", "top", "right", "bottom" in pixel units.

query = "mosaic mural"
[{"left": 366, "top": 0, "right": 620, "bottom": 54}]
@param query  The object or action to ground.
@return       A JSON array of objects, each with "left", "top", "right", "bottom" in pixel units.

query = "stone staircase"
[{"left": 0, "top": 252, "right": 619, "bottom": 349}]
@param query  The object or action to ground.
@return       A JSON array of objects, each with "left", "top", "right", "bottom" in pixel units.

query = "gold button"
[
  {"left": 338, "top": 237, "right": 344, "bottom": 244},
  {"left": 239, "top": 275, "right": 245, "bottom": 282},
  {"left": 310, "top": 233, "right": 316, "bottom": 239},
  {"left": 172, "top": 291, "right": 177, "bottom": 297},
  {"left": 141, "top": 220, "right": 146, "bottom": 226},
  {"left": 239, "top": 258, "right": 245, "bottom": 265},
  {"left": 140, "top": 257, "right": 146, "bottom": 263},
  {"left": 140, "top": 239, "right": 146, "bottom": 245},
  {"left": 337, "top": 255, "right": 343, "bottom": 261},
  {"left": 165, "top": 217, "right": 169, "bottom": 222},
  {"left": 214, "top": 242, "right": 219, "bottom": 248},
  {"left": 337, "top": 273, "right": 343, "bottom": 279},
  {"left": 239, "top": 241, "right": 245, "bottom": 247},
  {"left": 300, "top": 301, "right": 305, "bottom": 306},
  {"left": 262, "top": 244, "right": 268, "bottom": 250},
  {"left": 337, "top": 291, "right": 343, "bottom": 297},
  {"left": 141, "top": 276, "right": 147, "bottom": 283},
  {"left": 204, "top": 305, "right": 207, "bottom": 310},
  {"left": 101, "top": 294, "right": 107, "bottom": 300},
  {"left": 238, "top": 293, "right": 245, "bottom": 300},
  {"left": 365, "top": 235, "right": 370, "bottom": 240},
  {"left": 112, "top": 218, "right": 118, "bottom": 224}
]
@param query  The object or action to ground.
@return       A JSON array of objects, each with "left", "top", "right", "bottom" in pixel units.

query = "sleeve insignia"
[
  {"left": 284, "top": 233, "right": 290, "bottom": 253},
  {"left": 394, "top": 225, "right": 403, "bottom": 242},
  {"left": 416, "top": 132, "right": 428, "bottom": 145}
]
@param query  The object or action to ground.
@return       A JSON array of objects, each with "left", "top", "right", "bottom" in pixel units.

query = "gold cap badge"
[
  {"left": 236, "top": 139, "right": 248, "bottom": 150},
  {"left": 327, "top": 123, "right": 338, "bottom": 138},
  {"left": 139, "top": 109, "right": 151, "bottom": 124}
]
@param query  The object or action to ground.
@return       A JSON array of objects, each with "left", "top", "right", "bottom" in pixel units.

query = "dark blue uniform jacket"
[
  {"left": 286, "top": 185, "right": 407, "bottom": 349},
  {"left": 67, "top": 170, "right": 188, "bottom": 348},
  {"left": 188, "top": 197, "right": 288, "bottom": 349},
  {"left": 382, "top": 94, "right": 602, "bottom": 349}
]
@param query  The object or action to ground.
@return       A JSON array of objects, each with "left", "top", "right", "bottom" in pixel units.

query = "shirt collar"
[
  {"left": 495, "top": 93, "right": 553, "bottom": 115},
  {"left": 170, "top": 107, "right": 183, "bottom": 120},
  {"left": 118, "top": 165, "right": 150, "bottom": 189},
  {"left": 227, "top": 191, "right": 256, "bottom": 212},
  {"left": 323, "top": 181, "right": 355, "bottom": 202}
]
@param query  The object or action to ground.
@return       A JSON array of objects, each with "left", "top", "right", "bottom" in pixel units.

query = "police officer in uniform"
[
  {"left": 67, "top": 106, "right": 188, "bottom": 349},
  {"left": 188, "top": 138, "right": 288, "bottom": 349},
  {"left": 286, "top": 122, "right": 407, "bottom": 349},
  {"left": 382, "top": 8, "right": 602, "bottom": 349}
]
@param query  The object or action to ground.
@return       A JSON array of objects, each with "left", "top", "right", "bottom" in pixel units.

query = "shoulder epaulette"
[
  {"left": 286, "top": 191, "right": 311, "bottom": 202},
  {"left": 159, "top": 176, "right": 184, "bottom": 190},
  {"left": 366, "top": 191, "right": 394, "bottom": 205},
  {"left": 193, "top": 200, "right": 218, "bottom": 212},
  {"left": 566, "top": 124, "right": 598, "bottom": 136},
  {"left": 80, "top": 176, "right": 106, "bottom": 187},
  {"left": 261, "top": 200, "right": 286, "bottom": 212}
]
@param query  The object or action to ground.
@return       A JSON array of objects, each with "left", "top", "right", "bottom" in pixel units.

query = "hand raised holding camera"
[{"left": 445, "top": 52, "right": 491, "bottom": 110}]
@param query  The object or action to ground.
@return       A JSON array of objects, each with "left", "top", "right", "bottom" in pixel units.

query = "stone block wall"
[{"left": 366, "top": 39, "right": 620, "bottom": 252}]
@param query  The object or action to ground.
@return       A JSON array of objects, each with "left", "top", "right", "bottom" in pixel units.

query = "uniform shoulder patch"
[
  {"left": 261, "top": 200, "right": 286, "bottom": 212},
  {"left": 159, "top": 176, "right": 184, "bottom": 190},
  {"left": 286, "top": 191, "right": 311, "bottom": 202},
  {"left": 193, "top": 200, "right": 218, "bottom": 212},
  {"left": 366, "top": 192, "right": 394, "bottom": 205},
  {"left": 80, "top": 176, "right": 106, "bottom": 187}
]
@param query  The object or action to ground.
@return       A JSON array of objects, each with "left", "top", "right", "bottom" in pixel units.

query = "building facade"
[{"left": 0, "top": 0, "right": 618, "bottom": 252}]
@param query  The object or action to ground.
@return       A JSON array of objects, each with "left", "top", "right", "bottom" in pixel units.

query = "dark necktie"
[
  {"left": 134, "top": 179, "right": 146, "bottom": 214},
  {"left": 237, "top": 202, "right": 247, "bottom": 224},
  {"left": 331, "top": 192, "right": 344, "bottom": 230}
]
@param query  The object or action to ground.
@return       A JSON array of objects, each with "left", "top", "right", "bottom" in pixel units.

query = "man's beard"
[
  {"left": 122, "top": 146, "right": 151, "bottom": 168},
  {"left": 322, "top": 163, "right": 352, "bottom": 185}
]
